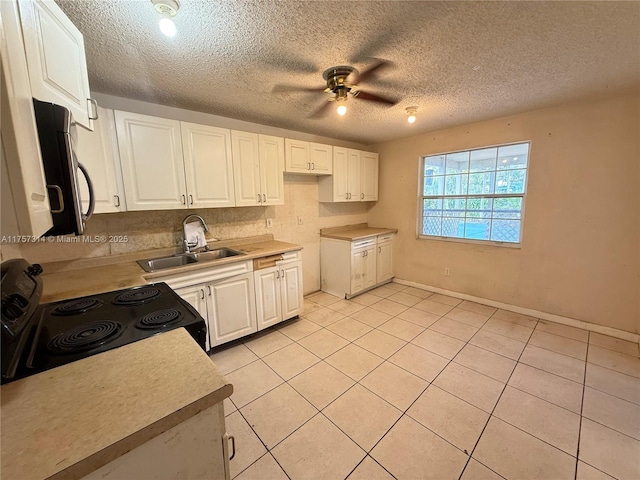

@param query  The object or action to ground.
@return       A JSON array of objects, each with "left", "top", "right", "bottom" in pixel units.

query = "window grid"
[{"left": 419, "top": 143, "right": 529, "bottom": 244}]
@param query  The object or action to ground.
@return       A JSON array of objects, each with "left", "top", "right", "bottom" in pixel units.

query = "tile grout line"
[
  {"left": 455, "top": 316, "right": 540, "bottom": 480},
  {"left": 574, "top": 331, "right": 590, "bottom": 480}
]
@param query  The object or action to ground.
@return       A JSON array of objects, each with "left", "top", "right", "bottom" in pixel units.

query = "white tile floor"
[{"left": 210, "top": 283, "right": 640, "bottom": 480}]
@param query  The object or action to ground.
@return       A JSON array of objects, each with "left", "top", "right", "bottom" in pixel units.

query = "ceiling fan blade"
[
  {"left": 308, "top": 101, "right": 333, "bottom": 119},
  {"left": 272, "top": 84, "right": 326, "bottom": 93},
  {"left": 354, "top": 59, "right": 390, "bottom": 84},
  {"left": 352, "top": 90, "right": 397, "bottom": 106}
]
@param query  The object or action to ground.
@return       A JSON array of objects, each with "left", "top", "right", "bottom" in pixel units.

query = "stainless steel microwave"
[{"left": 32, "top": 99, "right": 94, "bottom": 235}]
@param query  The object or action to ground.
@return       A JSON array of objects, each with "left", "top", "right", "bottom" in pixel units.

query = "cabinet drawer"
[
  {"left": 351, "top": 238, "right": 376, "bottom": 251},
  {"left": 279, "top": 250, "right": 302, "bottom": 263},
  {"left": 153, "top": 260, "right": 253, "bottom": 290},
  {"left": 377, "top": 233, "right": 395, "bottom": 245}
]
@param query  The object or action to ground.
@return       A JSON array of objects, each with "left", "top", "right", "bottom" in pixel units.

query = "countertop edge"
[
  {"left": 48, "top": 385, "right": 233, "bottom": 480},
  {"left": 320, "top": 228, "right": 398, "bottom": 241}
]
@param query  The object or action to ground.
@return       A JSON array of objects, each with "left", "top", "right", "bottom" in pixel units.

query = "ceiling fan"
[{"left": 272, "top": 59, "right": 399, "bottom": 118}]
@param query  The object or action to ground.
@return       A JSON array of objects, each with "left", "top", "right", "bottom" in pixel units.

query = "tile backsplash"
[{"left": 18, "top": 175, "right": 370, "bottom": 264}]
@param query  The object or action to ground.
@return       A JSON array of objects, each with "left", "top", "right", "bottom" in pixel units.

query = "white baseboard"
[{"left": 393, "top": 278, "right": 640, "bottom": 344}]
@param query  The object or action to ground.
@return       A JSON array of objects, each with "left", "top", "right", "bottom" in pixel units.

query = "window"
[{"left": 419, "top": 142, "right": 530, "bottom": 245}]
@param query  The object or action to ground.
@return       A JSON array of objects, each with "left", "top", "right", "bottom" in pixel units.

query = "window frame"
[{"left": 416, "top": 141, "right": 531, "bottom": 248}]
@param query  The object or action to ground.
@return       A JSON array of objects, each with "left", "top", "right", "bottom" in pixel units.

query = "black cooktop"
[{"left": 2, "top": 260, "right": 209, "bottom": 384}]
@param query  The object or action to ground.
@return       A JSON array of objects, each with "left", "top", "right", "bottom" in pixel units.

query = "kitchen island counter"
[{"left": 0, "top": 328, "right": 232, "bottom": 480}]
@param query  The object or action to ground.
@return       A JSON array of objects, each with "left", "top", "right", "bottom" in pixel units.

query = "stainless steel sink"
[{"left": 136, "top": 248, "right": 244, "bottom": 272}]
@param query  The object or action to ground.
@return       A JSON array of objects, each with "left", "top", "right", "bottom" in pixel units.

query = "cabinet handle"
[
  {"left": 182, "top": 195, "right": 186, "bottom": 205},
  {"left": 281, "top": 269, "right": 285, "bottom": 278},
  {"left": 311, "top": 162, "right": 315, "bottom": 170},
  {"left": 114, "top": 194, "right": 120, "bottom": 207},
  {"left": 228, "top": 435, "right": 236, "bottom": 460},
  {"left": 200, "top": 288, "right": 205, "bottom": 299},
  {"left": 189, "top": 194, "right": 194, "bottom": 205},
  {"left": 207, "top": 285, "right": 212, "bottom": 296},
  {"left": 345, "top": 193, "right": 349, "bottom": 200},
  {"left": 379, "top": 247, "right": 381, "bottom": 253},
  {"left": 276, "top": 269, "right": 280, "bottom": 278},
  {"left": 307, "top": 162, "right": 311, "bottom": 170},
  {"left": 262, "top": 193, "right": 266, "bottom": 203},
  {"left": 361, "top": 192, "right": 364, "bottom": 200},
  {"left": 257, "top": 194, "right": 261, "bottom": 203},
  {"left": 87, "top": 98, "right": 99, "bottom": 120}
]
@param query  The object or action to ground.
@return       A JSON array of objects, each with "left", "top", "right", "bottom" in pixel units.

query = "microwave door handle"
[
  {"left": 46, "top": 185, "right": 65, "bottom": 213},
  {"left": 77, "top": 162, "right": 95, "bottom": 221}
]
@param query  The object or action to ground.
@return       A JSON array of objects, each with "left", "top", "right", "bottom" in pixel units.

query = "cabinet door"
[
  {"left": 18, "top": 0, "right": 93, "bottom": 129},
  {"left": 231, "top": 131, "right": 262, "bottom": 207},
  {"left": 347, "top": 149, "right": 362, "bottom": 202},
  {"left": 332, "top": 146, "right": 350, "bottom": 201},
  {"left": 280, "top": 261, "right": 304, "bottom": 320},
  {"left": 254, "top": 267, "right": 282, "bottom": 331},
  {"left": 207, "top": 272, "right": 257, "bottom": 347},
  {"left": 115, "top": 111, "right": 187, "bottom": 211},
  {"left": 77, "top": 108, "right": 126, "bottom": 214},
  {"left": 350, "top": 249, "right": 366, "bottom": 295},
  {"left": 361, "top": 152, "right": 379, "bottom": 202},
  {"left": 0, "top": 0, "right": 53, "bottom": 237},
  {"left": 174, "top": 284, "right": 211, "bottom": 351},
  {"left": 363, "top": 246, "right": 377, "bottom": 290},
  {"left": 258, "top": 135, "right": 284, "bottom": 205},
  {"left": 182, "top": 122, "right": 235, "bottom": 208},
  {"left": 377, "top": 242, "right": 394, "bottom": 284},
  {"left": 309, "top": 142, "right": 332, "bottom": 174},
  {"left": 284, "top": 139, "right": 310, "bottom": 173}
]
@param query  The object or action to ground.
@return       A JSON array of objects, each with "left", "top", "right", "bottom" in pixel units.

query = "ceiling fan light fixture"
[
  {"left": 406, "top": 106, "right": 418, "bottom": 124},
  {"left": 336, "top": 103, "right": 347, "bottom": 116},
  {"left": 152, "top": 0, "right": 179, "bottom": 37}
]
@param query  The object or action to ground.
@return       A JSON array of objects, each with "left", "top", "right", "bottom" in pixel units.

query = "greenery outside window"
[{"left": 419, "top": 142, "right": 530, "bottom": 245}]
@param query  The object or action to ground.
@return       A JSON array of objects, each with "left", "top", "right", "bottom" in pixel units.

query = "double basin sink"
[{"left": 137, "top": 248, "right": 244, "bottom": 273}]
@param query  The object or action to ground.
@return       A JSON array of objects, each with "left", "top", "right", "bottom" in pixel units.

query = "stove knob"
[{"left": 27, "top": 264, "right": 43, "bottom": 276}]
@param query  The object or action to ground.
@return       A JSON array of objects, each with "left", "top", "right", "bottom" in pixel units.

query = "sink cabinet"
[
  {"left": 254, "top": 251, "right": 304, "bottom": 330},
  {"left": 321, "top": 234, "right": 394, "bottom": 298},
  {"left": 158, "top": 260, "right": 257, "bottom": 350}
]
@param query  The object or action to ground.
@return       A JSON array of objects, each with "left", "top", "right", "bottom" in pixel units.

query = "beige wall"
[{"left": 369, "top": 92, "right": 640, "bottom": 334}]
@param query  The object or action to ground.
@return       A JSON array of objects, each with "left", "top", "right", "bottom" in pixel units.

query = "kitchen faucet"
[{"left": 182, "top": 214, "right": 211, "bottom": 254}]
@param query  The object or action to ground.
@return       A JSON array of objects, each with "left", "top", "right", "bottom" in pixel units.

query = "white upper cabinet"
[
  {"left": 1, "top": 0, "right": 52, "bottom": 237},
  {"left": 76, "top": 107, "right": 126, "bottom": 214},
  {"left": 284, "top": 139, "right": 332, "bottom": 175},
  {"left": 181, "top": 122, "right": 235, "bottom": 208},
  {"left": 232, "top": 130, "right": 261, "bottom": 207},
  {"left": 361, "top": 151, "right": 379, "bottom": 201},
  {"left": 319, "top": 147, "right": 376, "bottom": 202},
  {"left": 18, "top": 0, "right": 95, "bottom": 130},
  {"left": 309, "top": 142, "right": 333, "bottom": 174},
  {"left": 115, "top": 111, "right": 187, "bottom": 211},
  {"left": 232, "top": 131, "right": 284, "bottom": 207},
  {"left": 258, "top": 134, "right": 285, "bottom": 205}
]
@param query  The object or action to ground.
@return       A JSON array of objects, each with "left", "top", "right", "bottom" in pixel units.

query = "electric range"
[{"left": 1, "top": 259, "right": 207, "bottom": 384}]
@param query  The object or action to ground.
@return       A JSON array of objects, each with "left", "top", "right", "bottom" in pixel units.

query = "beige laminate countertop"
[
  {"left": 39, "top": 236, "right": 302, "bottom": 303},
  {"left": 0, "top": 328, "right": 232, "bottom": 480},
  {"left": 320, "top": 224, "right": 398, "bottom": 241}
]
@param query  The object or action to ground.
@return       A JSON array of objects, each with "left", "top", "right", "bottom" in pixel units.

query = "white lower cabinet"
[
  {"left": 321, "top": 234, "right": 394, "bottom": 298},
  {"left": 207, "top": 272, "right": 257, "bottom": 346},
  {"left": 376, "top": 233, "right": 395, "bottom": 284},
  {"left": 165, "top": 253, "right": 303, "bottom": 350},
  {"left": 254, "top": 252, "right": 303, "bottom": 330},
  {"left": 81, "top": 403, "right": 230, "bottom": 480}
]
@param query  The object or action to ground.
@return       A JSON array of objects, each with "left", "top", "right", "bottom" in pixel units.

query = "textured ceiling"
[{"left": 57, "top": 1, "right": 640, "bottom": 144}]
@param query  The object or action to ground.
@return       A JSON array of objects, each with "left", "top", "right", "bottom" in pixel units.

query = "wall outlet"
[
  {"left": 297, "top": 216, "right": 303, "bottom": 225},
  {"left": 444, "top": 267, "right": 451, "bottom": 276},
  {"left": 266, "top": 218, "right": 273, "bottom": 228}
]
